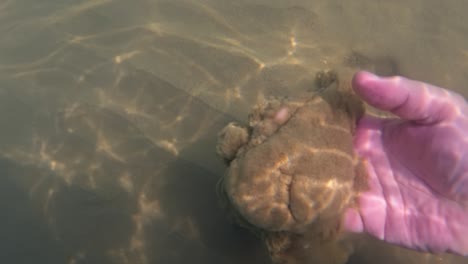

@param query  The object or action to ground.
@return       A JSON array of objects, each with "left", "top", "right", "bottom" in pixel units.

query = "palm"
[{"left": 344, "top": 71, "right": 468, "bottom": 256}]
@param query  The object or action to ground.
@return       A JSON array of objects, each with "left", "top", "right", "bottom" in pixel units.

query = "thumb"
[{"left": 352, "top": 71, "right": 461, "bottom": 124}]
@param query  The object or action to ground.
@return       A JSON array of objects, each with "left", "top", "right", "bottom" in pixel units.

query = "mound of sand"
[{"left": 217, "top": 72, "right": 367, "bottom": 264}]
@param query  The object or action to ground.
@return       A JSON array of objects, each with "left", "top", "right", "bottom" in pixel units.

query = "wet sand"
[{"left": 0, "top": 0, "right": 466, "bottom": 263}]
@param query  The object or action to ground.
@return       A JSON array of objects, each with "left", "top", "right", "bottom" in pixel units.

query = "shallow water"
[{"left": 0, "top": 1, "right": 466, "bottom": 263}]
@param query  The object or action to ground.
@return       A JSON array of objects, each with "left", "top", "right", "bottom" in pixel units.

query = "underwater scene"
[{"left": 0, "top": 0, "right": 467, "bottom": 263}]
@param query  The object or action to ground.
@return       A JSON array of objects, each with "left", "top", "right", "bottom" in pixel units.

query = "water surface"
[{"left": 0, "top": 1, "right": 467, "bottom": 263}]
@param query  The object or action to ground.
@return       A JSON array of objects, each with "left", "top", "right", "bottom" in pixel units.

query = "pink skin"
[
  {"left": 274, "top": 107, "right": 290, "bottom": 125},
  {"left": 343, "top": 71, "right": 468, "bottom": 256}
]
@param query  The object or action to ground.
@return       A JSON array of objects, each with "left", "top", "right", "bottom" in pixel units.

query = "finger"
[
  {"left": 343, "top": 208, "right": 364, "bottom": 233},
  {"left": 352, "top": 71, "right": 461, "bottom": 124}
]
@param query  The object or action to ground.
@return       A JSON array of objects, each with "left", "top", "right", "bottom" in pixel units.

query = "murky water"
[{"left": 0, "top": 1, "right": 466, "bottom": 263}]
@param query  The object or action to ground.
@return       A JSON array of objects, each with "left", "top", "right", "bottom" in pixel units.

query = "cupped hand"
[{"left": 344, "top": 71, "right": 468, "bottom": 256}]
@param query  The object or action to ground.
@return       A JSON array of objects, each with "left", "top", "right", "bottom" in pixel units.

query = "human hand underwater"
[{"left": 344, "top": 71, "right": 468, "bottom": 256}]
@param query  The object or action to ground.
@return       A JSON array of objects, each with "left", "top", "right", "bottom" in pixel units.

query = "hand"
[{"left": 344, "top": 71, "right": 468, "bottom": 256}]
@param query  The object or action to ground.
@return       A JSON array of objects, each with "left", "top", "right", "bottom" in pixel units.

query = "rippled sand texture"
[
  {"left": 217, "top": 82, "right": 365, "bottom": 264},
  {"left": 0, "top": 0, "right": 466, "bottom": 264}
]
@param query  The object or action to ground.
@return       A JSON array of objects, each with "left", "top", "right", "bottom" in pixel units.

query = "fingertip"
[
  {"left": 343, "top": 208, "right": 364, "bottom": 233},
  {"left": 351, "top": 71, "right": 410, "bottom": 112},
  {"left": 351, "top": 71, "right": 384, "bottom": 106},
  {"left": 352, "top": 71, "right": 379, "bottom": 93}
]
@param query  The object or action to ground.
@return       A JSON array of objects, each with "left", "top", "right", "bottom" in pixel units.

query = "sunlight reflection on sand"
[{"left": 0, "top": 0, "right": 466, "bottom": 263}]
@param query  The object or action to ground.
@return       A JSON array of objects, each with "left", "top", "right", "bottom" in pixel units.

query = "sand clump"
[{"left": 216, "top": 71, "right": 367, "bottom": 264}]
